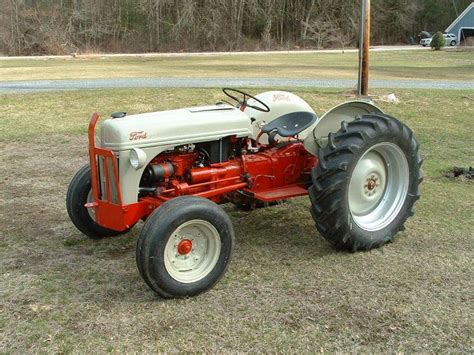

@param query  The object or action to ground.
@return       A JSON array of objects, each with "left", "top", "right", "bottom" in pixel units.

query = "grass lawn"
[
  {"left": 0, "top": 87, "right": 473, "bottom": 352},
  {"left": 1, "top": 50, "right": 473, "bottom": 82}
]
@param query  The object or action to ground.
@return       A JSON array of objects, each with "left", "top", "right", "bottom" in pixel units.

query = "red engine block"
[
  {"left": 156, "top": 142, "right": 317, "bottom": 203},
  {"left": 88, "top": 114, "right": 318, "bottom": 231}
]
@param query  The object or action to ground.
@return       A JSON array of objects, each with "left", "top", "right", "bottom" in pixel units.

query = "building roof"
[{"left": 446, "top": 2, "right": 474, "bottom": 32}]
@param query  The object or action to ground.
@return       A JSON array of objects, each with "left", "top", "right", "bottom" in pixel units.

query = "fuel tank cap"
[{"left": 111, "top": 112, "right": 127, "bottom": 118}]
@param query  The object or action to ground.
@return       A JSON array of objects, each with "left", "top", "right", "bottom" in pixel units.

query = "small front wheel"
[
  {"left": 136, "top": 196, "right": 234, "bottom": 298},
  {"left": 66, "top": 164, "right": 127, "bottom": 239}
]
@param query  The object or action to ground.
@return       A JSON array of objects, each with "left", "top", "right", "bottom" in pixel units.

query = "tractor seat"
[{"left": 261, "top": 111, "right": 317, "bottom": 137}]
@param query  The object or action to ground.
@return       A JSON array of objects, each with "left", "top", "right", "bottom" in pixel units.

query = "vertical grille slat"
[{"left": 97, "top": 153, "right": 119, "bottom": 204}]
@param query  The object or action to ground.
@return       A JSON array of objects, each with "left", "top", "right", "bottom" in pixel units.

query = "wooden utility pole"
[
  {"left": 452, "top": 0, "right": 459, "bottom": 16},
  {"left": 358, "top": 0, "right": 371, "bottom": 97}
]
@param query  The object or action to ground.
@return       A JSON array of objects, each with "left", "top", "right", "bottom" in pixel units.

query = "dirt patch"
[
  {"left": 443, "top": 167, "right": 473, "bottom": 182},
  {"left": 106, "top": 244, "right": 135, "bottom": 259}
]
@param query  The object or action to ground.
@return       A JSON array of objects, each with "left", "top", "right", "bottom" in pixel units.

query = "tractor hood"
[{"left": 100, "top": 104, "right": 252, "bottom": 150}]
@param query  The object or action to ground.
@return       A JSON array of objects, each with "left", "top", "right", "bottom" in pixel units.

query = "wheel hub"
[
  {"left": 164, "top": 220, "right": 221, "bottom": 283},
  {"left": 348, "top": 143, "right": 409, "bottom": 231},
  {"left": 349, "top": 151, "right": 387, "bottom": 216},
  {"left": 177, "top": 239, "right": 193, "bottom": 255},
  {"left": 366, "top": 177, "right": 377, "bottom": 191},
  {"left": 86, "top": 190, "right": 97, "bottom": 220},
  {"left": 364, "top": 174, "right": 382, "bottom": 196}
]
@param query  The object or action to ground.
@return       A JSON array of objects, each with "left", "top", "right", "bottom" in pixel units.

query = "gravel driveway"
[{"left": 1, "top": 77, "right": 473, "bottom": 94}]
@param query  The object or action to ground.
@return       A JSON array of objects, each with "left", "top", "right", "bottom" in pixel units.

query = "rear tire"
[
  {"left": 66, "top": 164, "right": 127, "bottom": 239},
  {"left": 136, "top": 196, "right": 234, "bottom": 298},
  {"left": 309, "top": 113, "right": 422, "bottom": 251}
]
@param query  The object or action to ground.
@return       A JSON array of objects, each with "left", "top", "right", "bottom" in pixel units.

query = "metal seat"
[{"left": 261, "top": 111, "right": 317, "bottom": 137}]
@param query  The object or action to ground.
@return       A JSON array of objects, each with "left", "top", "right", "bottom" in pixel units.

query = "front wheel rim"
[
  {"left": 348, "top": 143, "right": 409, "bottom": 231},
  {"left": 86, "top": 190, "right": 96, "bottom": 221},
  {"left": 164, "top": 220, "right": 221, "bottom": 283}
]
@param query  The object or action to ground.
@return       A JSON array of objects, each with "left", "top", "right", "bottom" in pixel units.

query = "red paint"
[
  {"left": 87, "top": 114, "right": 318, "bottom": 233},
  {"left": 190, "top": 163, "right": 242, "bottom": 184},
  {"left": 177, "top": 239, "right": 193, "bottom": 255},
  {"left": 252, "top": 185, "right": 308, "bottom": 201}
]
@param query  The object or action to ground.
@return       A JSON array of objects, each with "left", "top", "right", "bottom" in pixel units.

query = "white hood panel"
[{"left": 100, "top": 104, "right": 252, "bottom": 150}]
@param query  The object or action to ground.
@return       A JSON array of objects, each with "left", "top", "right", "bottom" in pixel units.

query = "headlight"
[{"left": 129, "top": 148, "right": 147, "bottom": 170}]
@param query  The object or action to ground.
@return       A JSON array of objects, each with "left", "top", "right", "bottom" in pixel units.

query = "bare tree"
[{"left": 0, "top": 0, "right": 468, "bottom": 56}]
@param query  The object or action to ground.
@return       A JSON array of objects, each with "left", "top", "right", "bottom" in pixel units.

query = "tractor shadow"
[
  {"left": 59, "top": 199, "right": 339, "bottom": 304},
  {"left": 224, "top": 199, "right": 338, "bottom": 259}
]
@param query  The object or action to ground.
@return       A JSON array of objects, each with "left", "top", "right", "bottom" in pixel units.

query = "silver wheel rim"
[
  {"left": 348, "top": 143, "right": 409, "bottom": 231},
  {"left": 86, "top": 190, "right": 96, "bottom": 221},
  {"left": 164, "top": 220, "right": 221, "bottom": 283}
]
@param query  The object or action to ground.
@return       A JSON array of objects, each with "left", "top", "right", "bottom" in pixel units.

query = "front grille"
[{"left": 97, "top": 155, "right": 120, "bottom": 204}]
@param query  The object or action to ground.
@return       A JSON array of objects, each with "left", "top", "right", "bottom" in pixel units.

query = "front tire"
[
  {"left": 309, "top": 113, "right": 422, "bottom": 251},
  {"left": 136, "top": 196, "right": 234, "bottom": 298},
  {"left": 66, "top": 164, "right": 126, "bottom": 239},
  {"left": 450, "top": 40, "right": 456, "bottom": 46}
]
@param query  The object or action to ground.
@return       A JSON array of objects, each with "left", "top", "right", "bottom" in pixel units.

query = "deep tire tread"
[{"left": 309, "top": 113, "right": 422, "bottom": 251}]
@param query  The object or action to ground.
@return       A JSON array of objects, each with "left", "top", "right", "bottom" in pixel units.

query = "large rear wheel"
[
  {"left": 309, "top": 113, "right": 422, "bottom": 251},
  {"left": 136, "top": 196, "right": 234, "bottom": 298}
]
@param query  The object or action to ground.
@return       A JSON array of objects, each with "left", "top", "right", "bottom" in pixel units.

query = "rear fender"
[{"left": 303, "top": 100, "right": 383, "bottom": 156}]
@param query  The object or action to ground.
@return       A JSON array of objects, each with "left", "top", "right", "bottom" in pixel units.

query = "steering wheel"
[{"left": 223, "top": 88, "right": 270, "bottom": 112}]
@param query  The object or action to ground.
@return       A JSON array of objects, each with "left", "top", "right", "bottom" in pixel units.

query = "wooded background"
[{"left": 1, "top": 0, "right": 471, "bottom": 55}]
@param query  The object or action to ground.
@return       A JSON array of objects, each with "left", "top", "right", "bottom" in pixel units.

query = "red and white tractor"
[{"left": 66, "top": 89, "right": 422, "bottom": 298}]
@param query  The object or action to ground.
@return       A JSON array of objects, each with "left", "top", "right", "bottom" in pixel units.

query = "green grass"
[
  {"left": 1, "top": 50, "right": 473, "bottom": 82},
  {"left": 1, "top": 87, "right": 473, "bottom": 352}
]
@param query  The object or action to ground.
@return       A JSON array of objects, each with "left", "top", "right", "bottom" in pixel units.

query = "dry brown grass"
[
  {"left": 0, "top": 88, "right": 473, "bottom": 352},
  {"left": 1, "top": 50, "right": 473, "bottom": 82}
]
